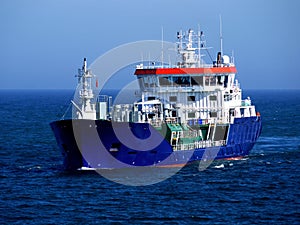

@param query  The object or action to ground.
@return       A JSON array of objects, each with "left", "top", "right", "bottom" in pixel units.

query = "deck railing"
[{"left": 172, "top": 140, "right": 226, "bottom": 151}]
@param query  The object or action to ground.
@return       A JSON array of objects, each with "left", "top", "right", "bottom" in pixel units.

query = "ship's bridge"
[
  {"left": 128, "top": 28, "right": 251, "bottom": 125},
  {"left": 134, "top": 28, "right": 237, "bottom": 93},
  {"left": 134, "top": 66, "right": 237, "bottom": 92}
]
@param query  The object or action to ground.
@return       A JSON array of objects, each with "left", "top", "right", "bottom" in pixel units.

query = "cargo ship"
[{"left": 50, "top": 28, "right": 262, "bottom": 170}]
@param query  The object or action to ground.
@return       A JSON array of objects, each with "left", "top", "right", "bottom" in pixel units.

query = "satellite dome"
[{"left": 222, "top": 55, "right": 230, "bottom": 64}]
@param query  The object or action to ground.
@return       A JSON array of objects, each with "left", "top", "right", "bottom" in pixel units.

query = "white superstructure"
[{"left": 72, "top": 29, "right": 257, "bottom": 127}]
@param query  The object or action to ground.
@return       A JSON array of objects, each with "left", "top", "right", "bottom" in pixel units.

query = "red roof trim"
[{"left": 134, "top": 67, "right": 237, "bottom": 75}]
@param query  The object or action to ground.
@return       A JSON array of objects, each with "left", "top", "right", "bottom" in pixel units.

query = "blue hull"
[{"left": 50, "top": 117, "right": 262, "bottom": 170}]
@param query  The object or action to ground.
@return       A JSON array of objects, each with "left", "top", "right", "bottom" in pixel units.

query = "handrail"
[{"left": 173, "top": 140, "right": 226, "bottom": 151}]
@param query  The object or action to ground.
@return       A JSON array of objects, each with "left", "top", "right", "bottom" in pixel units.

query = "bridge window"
[
  {"left": 141, "top": 76, "right": 157, "bottom": 88},
  {"left": 173, "top": 76, "right": 190, "bottom": 86},
  {"left": 151, "top": 76, "right": 158, "bottom": 87},
  {"left": 159, "top": 76, "right": 173, "bottom": 86},
  {"left": 191, "top": 76, "right": 203, "bottom": 86},
  {"left": 205, "top": 76, "right": 217, "bottom": 86}
]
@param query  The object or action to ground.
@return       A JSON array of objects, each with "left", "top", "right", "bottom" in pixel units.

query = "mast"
[
  {"left": 161, "top": 26, "right": 164, "bottom": 68},
  {"left": 198, "top": 25, "right": 201, "bottom": 67},
  {"left": 219, "top": 15, "right": 223, "bottom": 55},
  {"left": 73, "top": 58, "right": 96, "bottom": 120}
]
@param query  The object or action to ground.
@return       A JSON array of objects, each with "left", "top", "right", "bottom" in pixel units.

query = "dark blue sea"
[{"left": 0, "top": 89, "right": 299, "bottom": 224}]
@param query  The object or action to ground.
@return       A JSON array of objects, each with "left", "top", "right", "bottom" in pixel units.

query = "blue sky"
[{"left": 1, "top": 0, "right": 299, "bottom": 89}]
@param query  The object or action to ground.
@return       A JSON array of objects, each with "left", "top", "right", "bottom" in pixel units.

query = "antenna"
[
  {"left": 219, "top": 15, "right": 223, "bottom": 55},
  {"left": 83, "top": 57, "right": 87, "bottom": 73},
  {"left": 198, "top": 24, "right": 201, "bottom": 67},
  {"left": 161, "top": 26, "right": 164, "bottom": 68},
  {"left": 141, "top": 52, "right": 143, "bottom": 65}
]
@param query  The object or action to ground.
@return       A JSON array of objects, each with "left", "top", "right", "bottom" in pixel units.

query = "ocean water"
[{"left": 0, "top": 89, "right": 299, "bottom": 224}]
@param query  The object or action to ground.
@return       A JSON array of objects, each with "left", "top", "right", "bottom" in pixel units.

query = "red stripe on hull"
[
  {"left": 224, "top": 156, "right": 244, "bottom": 161},
  {"left": 155, "top": 163, "right": 188, "bottom": 168}
]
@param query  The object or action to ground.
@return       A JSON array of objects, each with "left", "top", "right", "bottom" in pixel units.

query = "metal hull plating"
[{"left": 50, "top": 116, "right": 262, "bottom": 170}]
